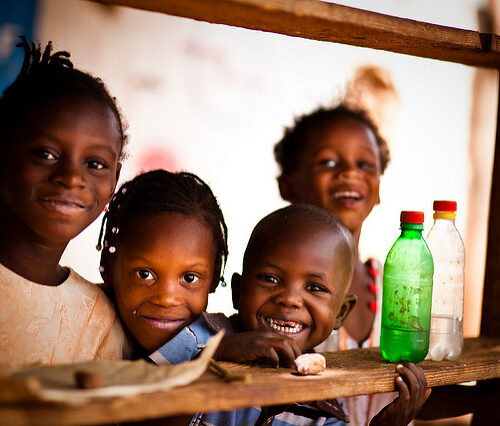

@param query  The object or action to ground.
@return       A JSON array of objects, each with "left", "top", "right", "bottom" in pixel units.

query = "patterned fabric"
[
  {"left": 0, "top": 262, "right": 129, "bottom": 368},
  {"left": 193, "top": 400, "right": 348, "bottom": 426}
]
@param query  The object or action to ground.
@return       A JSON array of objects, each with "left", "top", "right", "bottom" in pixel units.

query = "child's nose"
[
  {"left": 150, "top": 280, "right": 183, "bottom": 308},
  {"left": 337, "top": 161, "right": 359, "bottom": 178},
  {"left": 52, "top": 160, "right": 86, "bottom": 189},
  {"left": 274, "top": 288, "right": 303, "bottom": 309}
]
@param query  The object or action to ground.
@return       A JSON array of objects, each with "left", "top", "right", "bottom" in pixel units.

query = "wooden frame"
[{"left": 4, "top": 1, "right": 499, "bottom": 423}]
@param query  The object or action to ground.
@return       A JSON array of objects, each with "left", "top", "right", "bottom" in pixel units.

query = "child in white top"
[{"left": 0, "top": 37, "right": 128, "bottom": 367}]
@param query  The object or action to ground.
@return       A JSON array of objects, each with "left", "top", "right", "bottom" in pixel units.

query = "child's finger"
[
  {"left": 396, "top": 363, "right": 423, "bottom": 399},
  {"left": 395, "top": 373, "right": 410, "bottom": 404},
  {"left": 287, "top": 337, "right": 302, "bottom": 359},
  {"left": 402, "top": 362, "right": 428, "bottom": 402},
  {"left": 255, "top": 344, "right": 280, "bottom": 367},
  {"left": 267, "top": 338, "right": 298, "bottom": 367}
]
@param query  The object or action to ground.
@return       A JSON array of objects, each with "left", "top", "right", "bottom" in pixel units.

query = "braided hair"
[
  {"left": 0, "top": 36, "right": 127, "bottom": 158},
  {"left": 274, "top": 104, "right": 390, "bottom": 177},
  {"left": 98, "top": 170, "right": 228, "bottom": 292}
]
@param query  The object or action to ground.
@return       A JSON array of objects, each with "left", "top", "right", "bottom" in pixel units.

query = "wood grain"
[
  {"left": 0, "top": 337, "right": 499, "bottom": 425},
  {"left": 481, "top": 75, "right": 500, "bottom": 338},
  {"left": 92, "top": 0, "right": 500, "bottom": 68}
]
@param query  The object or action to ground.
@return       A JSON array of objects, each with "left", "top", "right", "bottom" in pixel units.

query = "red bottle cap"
[
  {"left": 433, "top": 200, "right": 457, "bottom": 212},
  {"left": 400, "top": 211, "right": 424, "bottom": 224}
]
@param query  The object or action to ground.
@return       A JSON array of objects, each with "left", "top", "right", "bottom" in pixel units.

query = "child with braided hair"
[
  {"left": 0, "top": 37, "right": 129, "bottom": 367},
  {"left": 98, "top": 169, "right": 229, "bottom": 361}
]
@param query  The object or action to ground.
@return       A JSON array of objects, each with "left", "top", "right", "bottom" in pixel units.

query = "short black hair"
[
  {"left": 98, "top": 169, "right": 228, "bottom": 292},
  {"left": 274, "top": 104, "right": 390, "bottom": 176},
  {"left": 0, "top": 36, "right": 128, "bottom": 159},
  {"left": 243, "top": 203, "right": 355, "bottom": 271}
]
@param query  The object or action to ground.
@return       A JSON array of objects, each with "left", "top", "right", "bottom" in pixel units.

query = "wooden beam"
[
  {"left": 481, "top": 71, "right": 500, "bottom": 338},
  {"left": 1, "top": 338, "right": 499, "bottom": 425},
  {"left": 93, "top": 0, "right": 500, "bottom": 69}
]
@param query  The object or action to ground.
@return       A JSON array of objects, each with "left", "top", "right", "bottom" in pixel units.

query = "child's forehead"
[
  {"left": 247, "top": 221, "right": 349, "bottom": 267},
  {"left": 17, "top": 97, "right": 121, "bottom": 145}
]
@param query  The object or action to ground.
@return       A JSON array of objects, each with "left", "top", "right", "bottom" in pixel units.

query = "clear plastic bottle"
[
  {"left": 425, "top": 200, "right": 464, "bottom": 361},
  {"left": 380, "top": 211, "right": 434, "bottom": 363}
]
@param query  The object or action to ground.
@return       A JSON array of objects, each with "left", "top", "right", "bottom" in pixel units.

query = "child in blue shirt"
[{"left": 196, "top": 204, "right": 429, "bottom": 426}]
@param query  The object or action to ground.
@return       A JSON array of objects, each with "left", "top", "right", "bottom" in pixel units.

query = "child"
[
  {"left": 0, "top": 37, "right": 129, "bottom": 367},
  {"left": 98, "top": 169, "right": 229, "bottom": 359},
  {"left": 197, "top": 204, "right": 430, "bottom": 426},
  {"left": 274, "top": 105, "right": 394, "bottom": 424}
]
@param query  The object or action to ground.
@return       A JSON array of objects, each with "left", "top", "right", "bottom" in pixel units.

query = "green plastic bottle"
[{"left": 380, "top": 211, "right": 434, "bottom": 363}]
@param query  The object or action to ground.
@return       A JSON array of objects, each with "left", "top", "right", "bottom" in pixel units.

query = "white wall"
[{"left": 35, "top": 0, "right": 485, "bottom": 316}]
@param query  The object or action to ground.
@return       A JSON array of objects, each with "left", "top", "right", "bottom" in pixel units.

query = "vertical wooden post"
[
  {"left": 480, "top": 70, "right": 500, "bottom": 338},
  {"left": 472, "top": 70, "right": 500, "bottom": 425}
]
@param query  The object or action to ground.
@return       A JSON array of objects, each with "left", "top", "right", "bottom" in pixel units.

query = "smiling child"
[
  {"left": 198, "top": 204, "right": 429, "bottom": 426},
  {"left": 98, "top": 169, "right": 228, "bottom": 360},
  {"left": 0, "top": 38, "right": 128, "bottom": 367}
]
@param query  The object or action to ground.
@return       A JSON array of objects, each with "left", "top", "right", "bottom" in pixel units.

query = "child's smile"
[{"left": 263, "top": 317, "right": 304, "bottom": 335}]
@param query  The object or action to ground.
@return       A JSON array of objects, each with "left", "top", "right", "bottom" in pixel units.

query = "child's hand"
[
  {"left": 370, "top": 363, "right": 431, "bottom": 426},
  {"left": 215, "top": 331, "right": 301, "bottom": 367}
]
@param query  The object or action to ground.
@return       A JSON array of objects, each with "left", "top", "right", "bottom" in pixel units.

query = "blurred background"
[{"left": 0, "top": 3, "right": 498, "bottom": 423}]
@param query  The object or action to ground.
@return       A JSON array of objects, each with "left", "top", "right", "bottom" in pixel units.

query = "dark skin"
[
  {"left": 278, "top": 118, "right": 381, "bottom": 345},
  {"left": 0, "top": 97, "right": 122, "bottom": 285},
  {"left": 216, "top": 217, "right": 430, "bottom": 425}
]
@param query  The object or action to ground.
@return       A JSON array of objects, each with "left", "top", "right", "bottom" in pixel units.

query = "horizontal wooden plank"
[
  {"left": 1, "top": 337, "right": 499, "bottom": 425},
  {"left": 92, "top": 0, "right": 500, "bottom": 68}
]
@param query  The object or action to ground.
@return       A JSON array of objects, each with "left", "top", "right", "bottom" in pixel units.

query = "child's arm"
[
  {"left": 369, "top": 363, "right": 431, "bottom": 426},
  {"left": 215, "top": 331, "right": 301, "bottom": 367}
]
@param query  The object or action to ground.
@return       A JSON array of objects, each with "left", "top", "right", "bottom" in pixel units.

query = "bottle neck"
[
  {"left": 433, "top": 211, "right": 456, "bottom": 220},
  {"left": 400, "top": 222, "right": 423, "bottom": 237}
]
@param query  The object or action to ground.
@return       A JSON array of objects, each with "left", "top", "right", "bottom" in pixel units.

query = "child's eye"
[
  {"left": 87, "top": 160, "right": 108, "bottom": 170},
  {"left": 358, "top": 160, "right": 376, "bottom": 171},
  {"left": 32, "top": 149, "right": 58, "bottom": 161},
  {"left": 306, "top": 283, "right": 328, "bottom": 293},
  {"left": 258, "top": 274, "right": 279, "bottom": 285},
  {"left": 182, "top": 273, "right": 199, "bottom": 284},
  {"left": 136, "top": 269, "right": 154, "bottom": 280},
  {"left": 318, "top": 158, "right": 337, "bottom": 168}
]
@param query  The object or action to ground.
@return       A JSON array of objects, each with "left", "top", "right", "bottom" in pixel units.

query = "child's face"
[
  {"left": 0, "top": 97, "right": 121, "bottom": 245},
  {"left": 108, "top": 213, "right": 216, "bottom": 353},
  {"left": 279, "top": 118, "right": 381, "bottom": 241},
  {"left": 233, "top": 222, "right": 353, "bottom": 352}
]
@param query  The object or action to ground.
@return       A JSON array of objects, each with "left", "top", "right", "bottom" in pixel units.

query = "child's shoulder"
[{"left": 64, "top": 269, "right": 118, "bottom": 317}]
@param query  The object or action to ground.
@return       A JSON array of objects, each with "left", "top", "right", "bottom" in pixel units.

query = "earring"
[{"left": 133, "top": 309, "right": 137, "bottom": 315}]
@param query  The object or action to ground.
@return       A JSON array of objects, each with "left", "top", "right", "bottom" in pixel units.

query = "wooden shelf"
[
  {"left": 1, "top": 337, "right": 499, "bottom": 425},
  {"left": 94, "top": 0, "right": 500, "bottom": 68}
]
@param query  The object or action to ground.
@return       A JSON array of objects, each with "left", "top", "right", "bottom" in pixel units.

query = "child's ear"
[
  {"left": 277, "top": 174, "right": 299, "bottom": 203},
  {"left": 333, "top": 294, "right": 357, "bottom": 329},
  {"left": 231, "top": 273, "right": 242, "bottom": 310}
]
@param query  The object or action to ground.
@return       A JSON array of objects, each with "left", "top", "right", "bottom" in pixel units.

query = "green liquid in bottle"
[{"left": 380, "top": 218, "right": 434, "bottom": 363}]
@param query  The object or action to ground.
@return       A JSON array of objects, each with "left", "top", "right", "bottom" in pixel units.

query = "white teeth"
[
  {"left": 334, "top": 191, "right": 361, "bottom": 199},
  {"left": 267, "top": 317, "right": 303, "bottom": 334}
]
